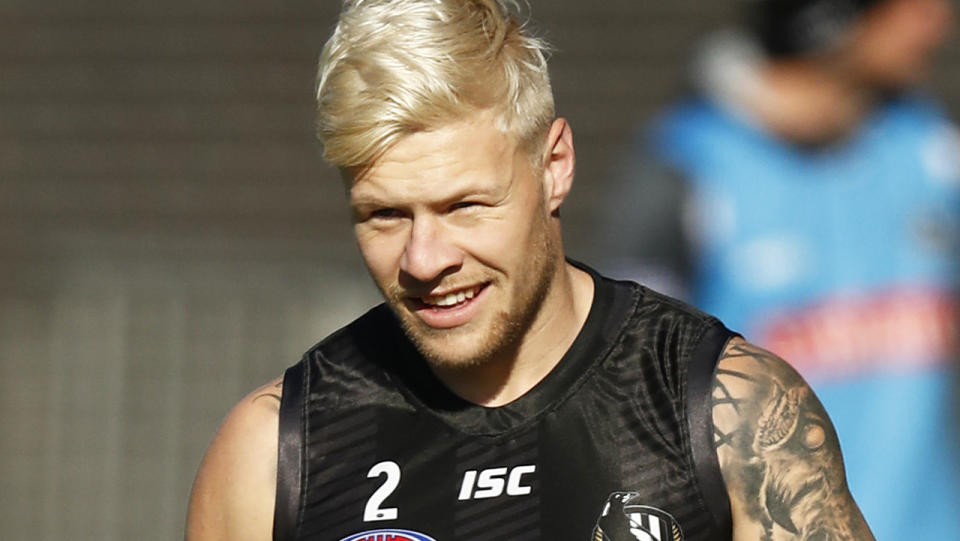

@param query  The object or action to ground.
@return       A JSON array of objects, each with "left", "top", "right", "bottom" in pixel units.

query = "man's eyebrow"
[{"left": 349, "top": 191, "right": 393, "bottom": 209}]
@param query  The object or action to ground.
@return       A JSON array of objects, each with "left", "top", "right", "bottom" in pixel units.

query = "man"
[
  {"left": 600, "top": 0, "right": 959, "bottom": 539},
  {"left": 186, "top": 1, "right": 873, "bottom": 540}
]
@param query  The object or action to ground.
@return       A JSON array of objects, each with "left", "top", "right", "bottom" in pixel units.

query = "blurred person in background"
[{"left": 600, "top": 0, "right": 960, "bottom": 538}]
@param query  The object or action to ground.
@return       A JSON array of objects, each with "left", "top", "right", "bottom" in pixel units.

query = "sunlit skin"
[{"left": 349, "top": 111, "right": 593, "bottom": 406}]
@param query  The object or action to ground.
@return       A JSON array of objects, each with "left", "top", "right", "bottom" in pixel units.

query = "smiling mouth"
[{"left": 415, "top": 283, "right": 487, "bottom": 310}]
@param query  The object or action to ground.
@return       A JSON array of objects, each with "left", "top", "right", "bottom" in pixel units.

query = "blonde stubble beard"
[{"left": 384, "top": 198, "right": 561, "bottom": 372}]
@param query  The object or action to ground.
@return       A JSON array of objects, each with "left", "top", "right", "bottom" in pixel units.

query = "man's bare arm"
[
  {"left": 185, "top": 377, "right": 283, "bottom": 541},
  {"left": 711, "top": 338, "right": 874, "bottom": 540}
]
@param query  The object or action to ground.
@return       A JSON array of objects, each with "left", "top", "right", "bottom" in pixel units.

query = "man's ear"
[{"left": 540, "top": 117, "right": 575, "bottom": 214}]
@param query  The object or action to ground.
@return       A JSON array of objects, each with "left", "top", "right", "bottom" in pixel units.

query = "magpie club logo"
[{"left": 593, "top": 492, "right": 683, "bottom": 541}]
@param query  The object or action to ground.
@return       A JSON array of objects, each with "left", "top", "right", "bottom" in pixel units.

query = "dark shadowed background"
[{"left": 2, "top": 1, "right": 959, "bottom": 539}]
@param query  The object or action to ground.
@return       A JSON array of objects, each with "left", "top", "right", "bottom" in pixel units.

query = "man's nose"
[{"left": 398, "top": 216, "right": 463, "bottom": 283}]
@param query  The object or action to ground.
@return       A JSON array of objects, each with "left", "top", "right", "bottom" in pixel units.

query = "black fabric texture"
[
  {"left": 275, "top": 263, "right": 737, "bottom": 540},
  {"left": 273, "top": 360, "right": 306, "bottom": 541},
  {"left": 685, "top": 322, "right": 738, "bottom": 540}
]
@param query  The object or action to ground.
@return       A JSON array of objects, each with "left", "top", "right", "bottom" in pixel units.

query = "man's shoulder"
[
  {"left": 711, "top": 338, "right": 875, "bottom": 539},
  {"left": 186, "top": 377, "right": 283, "bottom": 540},
  {"left": 588, "top": 267, "right": 727, "bottom": 334},
  {"left": 301, "top": 303, "right": 397, "bottom": 364},
  {"left": 628, "top": 279, "right": 727, "bottom": 333},
  {"left": 598, "top": 273, "right": 734, "bottom": 373},
  {"left": 290, "top": 303, "right": 421, "bottom": 411}
]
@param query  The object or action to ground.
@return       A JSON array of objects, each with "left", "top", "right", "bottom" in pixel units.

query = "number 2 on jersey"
[{"left": 364, "top": 461, "right": 400, "bottom": 522}]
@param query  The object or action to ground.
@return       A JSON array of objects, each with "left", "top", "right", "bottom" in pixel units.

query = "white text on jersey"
[{"left": 457, "top": 465, "right": 536, "bottom": 500}]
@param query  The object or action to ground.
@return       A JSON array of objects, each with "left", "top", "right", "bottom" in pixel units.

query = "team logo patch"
[
  {"left": 338, "top": 529, "right": 436, "bottom": 541},
  {"left": 593, "top": 492, "right": 683, "bottom": 541}
]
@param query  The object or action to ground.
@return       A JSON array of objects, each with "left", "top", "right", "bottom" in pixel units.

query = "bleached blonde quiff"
[{"left": 315, "top": 0, "right": 555, "bottom": 169}]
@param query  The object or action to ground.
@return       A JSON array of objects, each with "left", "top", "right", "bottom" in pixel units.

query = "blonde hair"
[{"left": 315, "top": 0, "right": 555, "bottom": 169}]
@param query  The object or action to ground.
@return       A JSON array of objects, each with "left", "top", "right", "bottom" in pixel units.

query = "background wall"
[{"left": 2, "top": 1, "right": 958, "bottom": 539}]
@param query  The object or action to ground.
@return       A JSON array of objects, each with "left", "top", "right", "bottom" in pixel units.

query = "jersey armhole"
[
  {"left": 273, "top": 360, "right": 306, "bottom": 541},
  {"left": 685, "top": 323, "right": 736, "bottom": 539}
]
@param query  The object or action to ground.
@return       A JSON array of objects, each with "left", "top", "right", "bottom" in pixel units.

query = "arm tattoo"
[
  {"left": 712, "top": 341, "right": 873, "bottom": 540},
  {"left": 253, "top": 380, "right": 283, "bottom": 404}
]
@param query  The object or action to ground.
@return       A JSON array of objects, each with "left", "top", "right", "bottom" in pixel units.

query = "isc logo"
[{"left": 457, "top": 465, "right": 536, "bottom": 500}]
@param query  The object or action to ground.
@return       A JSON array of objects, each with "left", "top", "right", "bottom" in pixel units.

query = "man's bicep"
[
  {"left": 185, "top": 377, "right": 283, "bottom": 541},
  {"left": 710, "top": 338, "right": 874, "bottom": 540}
]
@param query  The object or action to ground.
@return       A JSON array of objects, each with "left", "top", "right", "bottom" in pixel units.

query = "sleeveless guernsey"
[{"left": 274, "top": 267, "right": 735, "bottom": 541}]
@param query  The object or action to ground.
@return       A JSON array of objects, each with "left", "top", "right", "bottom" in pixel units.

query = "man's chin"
[
  {"left": 404, "top": 328, "right": 491, "bottom": 370},
  {"left": 390, "top": 304, "right": 520, "bottom": 370}
]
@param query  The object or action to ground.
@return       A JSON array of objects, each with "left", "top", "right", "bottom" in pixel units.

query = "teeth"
[{"left": 423, "top": 286, "right": 480, "bottom": 307}]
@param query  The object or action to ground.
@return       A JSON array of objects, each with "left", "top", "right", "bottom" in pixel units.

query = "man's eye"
[
  {"left": 370, "top": 208, "right": 402, "bottom": 219},
  {"left": 450, "top": 201, "right": 479, "bottom": 212}
]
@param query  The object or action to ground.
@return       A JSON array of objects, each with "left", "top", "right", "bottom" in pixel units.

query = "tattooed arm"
[
  {"left": 186, "top": 377, "right": 284, "bottom": 541},
  {"left": 711, "top": 338, "right": 874, "bottom": 541}
]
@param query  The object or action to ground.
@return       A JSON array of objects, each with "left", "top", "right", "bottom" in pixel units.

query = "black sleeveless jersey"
[{"left": 273, "top": 267, "right": 736, "bottom": 541}]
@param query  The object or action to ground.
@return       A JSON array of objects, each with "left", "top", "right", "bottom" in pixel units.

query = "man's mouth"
[
  {"left": 400, "top": 282, "right": 491, "bottom": 329},
  {"left": 418, "top": 284, "right": 486, "bottom": 310},
  {"left": 420, "top": 284, "right": 484, "bottom": 309}
]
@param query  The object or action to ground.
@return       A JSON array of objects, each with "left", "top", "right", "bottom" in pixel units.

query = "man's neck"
[{"left": 430, "top": 260, "right": 595, "bottom": 407}]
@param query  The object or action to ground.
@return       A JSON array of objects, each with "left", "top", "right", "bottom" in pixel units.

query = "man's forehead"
[
  {"left": 348, "top": 116, "right": 525, "bottom": 201},
  {"left": 349, "top": 158, "right": 514, "bottom": 205}
]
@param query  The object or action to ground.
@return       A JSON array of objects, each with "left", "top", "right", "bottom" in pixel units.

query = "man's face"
[
  {"left": 349, "top": 113, "right": 561, "bottom": 368},
  {"left": 847, "top": 0, "right": 953, "bottom": 88}
]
